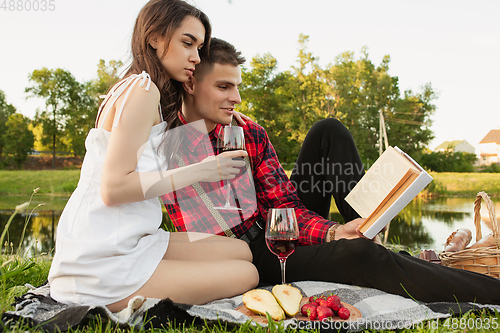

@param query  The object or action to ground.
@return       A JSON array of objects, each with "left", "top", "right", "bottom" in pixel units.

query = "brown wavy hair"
[{"left": 125, "top": 0, "right": 211, "bottom": 132}]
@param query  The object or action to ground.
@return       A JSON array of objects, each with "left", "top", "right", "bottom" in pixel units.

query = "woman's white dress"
[{"left": 48, "top": 72, "right": 170, "bottom": 306}]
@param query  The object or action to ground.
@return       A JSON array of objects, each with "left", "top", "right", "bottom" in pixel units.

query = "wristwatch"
[{"left": 328, "top": 224, "right": 340, "bottom": 242}]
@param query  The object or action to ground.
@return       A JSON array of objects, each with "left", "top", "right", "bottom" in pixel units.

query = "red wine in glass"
[
  {"left": 267, "top": 237, "right": 299, "bottom": 259},
  {"left": 213, "top": 125, "right": 245, "bottom": 210},
  {"left": 265, "top": 208, "right": 300, "bottom": 285}
]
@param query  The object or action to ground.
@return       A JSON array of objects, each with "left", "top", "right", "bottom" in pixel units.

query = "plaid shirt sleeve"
[{"left": 247, "top": 122, "right": 337, "bottom": 245}]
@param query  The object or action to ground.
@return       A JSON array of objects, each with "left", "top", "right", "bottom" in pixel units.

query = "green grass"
[
  {"left": 0, "top": 170, "right": 80, "bottom": 196},
  {"left": 430, "top": 172, "right": 500, "bottom": 197},
  {"left": 0, "top": 194, "right": 71, "bottom": 211}
]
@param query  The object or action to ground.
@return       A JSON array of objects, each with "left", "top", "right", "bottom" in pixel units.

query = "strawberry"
[
  {"left": 338, "top": 307, "right": 350, "bottom": 320},
  {"left": 316, "top": 298, "right": 328, "bottom": 307},
  {"left": 316, "top": 305, "right": 333, "bottom": 321},
  {"left": 301, "top": 303, "right": 316, "bottom": 316},
  {"left": 307, "top": 306, "right": 318, "bottom": 320},
  {"left": 326, "top": 295, "right": 342, "bottom": 312}
]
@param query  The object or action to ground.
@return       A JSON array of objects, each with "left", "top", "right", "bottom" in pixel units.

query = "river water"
[{"left": 1, "top": 195, "right": 498, "bottom": 256}]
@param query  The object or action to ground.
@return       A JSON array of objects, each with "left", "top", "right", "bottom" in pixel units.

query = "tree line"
[
  {"left": 239, "top": 35, "right": 436, "bottom": 166},
  {"left": 0, "top": 60, "right": 122, "bottom": 169},
  {"left": 1, "top": 35, "right": 479, "bottom": 172}
]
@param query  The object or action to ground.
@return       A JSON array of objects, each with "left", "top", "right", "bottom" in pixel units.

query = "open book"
[{"left": 345, "top": 146, "right": 433, "bottom": 239}]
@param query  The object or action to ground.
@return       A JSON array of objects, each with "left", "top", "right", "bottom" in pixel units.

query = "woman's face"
[{"left": 154, "top": 16, "right": 206, "bottom": 82}]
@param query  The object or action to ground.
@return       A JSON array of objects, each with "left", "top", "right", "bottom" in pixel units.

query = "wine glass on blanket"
[
  {"left": 213, "top": 125, "right": 245, "bottom": 211},
  {"left": 265, "top": 208, "right": 300, "bottom": 284}
]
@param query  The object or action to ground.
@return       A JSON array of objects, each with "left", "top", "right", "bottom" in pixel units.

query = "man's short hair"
[{"left": 194, "top": 37, "right": 245, "bottom": 81}]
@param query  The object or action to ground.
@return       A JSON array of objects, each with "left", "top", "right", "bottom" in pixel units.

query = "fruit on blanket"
[
  {"left": 242, "top": 289, "right": 285, "bottom": 321},
  {"left": 301, "top": 303, "right": 317, "bottom": 317},
  {"left": 272, "top": 284, "right": 303, "bottom": 317},
  {"left": 316, "top": 305, "right": 334, "bottom": 321},
  {"left": 326, "top": 295, "right": 342, "bottom": 312},
  {"left": 301, "top": 303, "right": 310, "bottom": 316},
  {"left": 306, "top": 305, "right": 318, "bottom": 320},
  {"left": 316, "top": 298, "right": 328, "bottom": 307},
  {"left": 338, "top": 307, "right": 351, "bottom": 320}
]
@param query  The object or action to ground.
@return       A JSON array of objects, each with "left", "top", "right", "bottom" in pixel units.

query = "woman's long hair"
[{"left": 126, "top": 0, "right": 211, "bottom": 163}]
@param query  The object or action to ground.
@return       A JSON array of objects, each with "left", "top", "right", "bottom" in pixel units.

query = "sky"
[{"left": 1, "top": 0, "right": 499, "bottom": 152}]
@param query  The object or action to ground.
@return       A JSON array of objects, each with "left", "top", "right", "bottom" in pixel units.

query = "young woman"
[{"left": 48, "top": 0, "right": 258, "bottom": 312}]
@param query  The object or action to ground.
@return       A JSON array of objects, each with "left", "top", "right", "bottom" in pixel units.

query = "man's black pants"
[{"left": 250, "top": 118, "right": 500, "bottom": 305}]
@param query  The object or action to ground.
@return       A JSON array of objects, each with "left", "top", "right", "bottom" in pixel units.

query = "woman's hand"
[
  {"left": 198, "top": 150, "right": 248, "bottom": 182},
  {"left": 233, "top": 111, "right": 252, "bottom": 125}
]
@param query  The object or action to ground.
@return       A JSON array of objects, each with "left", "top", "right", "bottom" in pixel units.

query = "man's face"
[{"left": 188, "top": 63, "right": 242, "bottom": 131}]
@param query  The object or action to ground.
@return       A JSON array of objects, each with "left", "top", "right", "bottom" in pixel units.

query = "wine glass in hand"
[
  {"left": 213, "top": 125, "right": 245, "bottom": 210},
  {"left": 265, "top": 208, "right": 299, "bottom": 285}
]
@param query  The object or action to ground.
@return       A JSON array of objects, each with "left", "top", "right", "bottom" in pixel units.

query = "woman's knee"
[
  {"left": 240, "top": 261, "right": 259, "bottom": 290},
  {"left": 233, "top": 239, "right": 254, "bottom": 262}
]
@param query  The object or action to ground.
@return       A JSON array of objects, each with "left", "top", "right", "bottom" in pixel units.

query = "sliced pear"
[
  {"left": 272, "top": 284, "right": 302, "bottom": 317},
  {"left": 242, "top": 289, "right": 285, "bottom": 321}
]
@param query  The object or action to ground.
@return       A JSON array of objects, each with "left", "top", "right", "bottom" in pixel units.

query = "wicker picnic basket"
[{"left": 440, "top": 191, "right": 500, "bottom": 279}]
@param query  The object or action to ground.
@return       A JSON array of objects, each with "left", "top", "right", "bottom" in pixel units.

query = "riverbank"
[{"left": 1, "top": 170, "right": 499, "bottom": 198}]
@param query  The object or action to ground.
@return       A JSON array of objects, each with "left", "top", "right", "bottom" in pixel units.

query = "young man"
[{"left": 162, "top": 38, "right": 500, "bottom": 305}]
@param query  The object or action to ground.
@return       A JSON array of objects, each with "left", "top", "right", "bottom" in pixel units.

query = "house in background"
[
  {"left": 479, "top": 129, "right": 500, "bottom": 166},
  {"left": 434, "top": 140, "right": 476, "bottom": 154}
]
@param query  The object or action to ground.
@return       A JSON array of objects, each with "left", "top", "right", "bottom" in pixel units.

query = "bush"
[
  {"left": 477, "top": 163, "right": 500, "bottom": 173},
  {"left": 418, "top": 151, "right": 477, "bottom": 172}
]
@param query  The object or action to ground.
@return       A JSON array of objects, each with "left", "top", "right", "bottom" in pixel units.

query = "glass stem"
[
  {"left": 224, "top": 180, "right": 231, "bottom": 206},
  {"left": 279, "top": 258, "right": 287, "bottom": 284}
]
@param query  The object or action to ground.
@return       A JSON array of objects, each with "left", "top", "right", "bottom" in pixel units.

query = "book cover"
[{"left": 345, "top": 146, "right": 433, "bottom": 239}]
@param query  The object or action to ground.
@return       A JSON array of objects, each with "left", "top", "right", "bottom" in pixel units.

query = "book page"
[
  {"left": 345, "top": 146, "right": 419, "bottom": 218},
  {"left": 359, "top": 170, "right": 419, "bottom": 233}
]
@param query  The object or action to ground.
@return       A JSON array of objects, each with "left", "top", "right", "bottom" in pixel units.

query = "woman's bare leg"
[
  {"left": 107, "top": 232, "right": 258, "bottom": 312},
  {"left": 163, "top": 232, "right": 253, "bottom": 261}
]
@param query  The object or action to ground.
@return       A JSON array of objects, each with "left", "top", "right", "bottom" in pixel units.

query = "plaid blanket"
[{"left": 3, "top": 281, "right": 500, "bottom": 332}]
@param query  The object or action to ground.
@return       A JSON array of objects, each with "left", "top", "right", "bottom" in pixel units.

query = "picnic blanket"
[{"left": 3, "top": 281, "right": 500, "bottom": 332}]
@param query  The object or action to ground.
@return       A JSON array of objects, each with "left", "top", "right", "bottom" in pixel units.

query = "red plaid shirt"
[{"left": 162, "top": 114, "right": 336, "bottom": 245}]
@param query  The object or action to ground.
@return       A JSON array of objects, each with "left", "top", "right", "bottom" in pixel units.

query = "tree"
[
  {"left": 325, "top": 48, "right": 436, "bottom": 165},
  {"left": 0, "top": 90, "right": 17, "bottom": 157},
  {"left": 239, "top": 35, "right": 328, "bottom": 164},
  {"left": 2, "top": 113, "right": 35, "bottom": 168},
  {"left": 286, "top": 34, "right": 329, "bottom": 158},
  {"left": 25, "top": 68, "right": 82, "bottom": 168},
  {"left": 88, "top": 59, "right": 123, "bottom": 97},
  {"left": 239, "top": 53, "right": 300, "bottom": 164},
  {"left": 64, "top": 60, "right": 123, "bottom": 157},
  {"left": 384, "top": 84, "right": 436, "bottom": 161},
  {"left": 240, "top": 38, "right": 437, "bottom": 166}
]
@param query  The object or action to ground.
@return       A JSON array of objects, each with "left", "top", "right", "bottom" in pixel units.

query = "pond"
[{"left": 1, "top": 195, "right": 498, "bottom": 256}]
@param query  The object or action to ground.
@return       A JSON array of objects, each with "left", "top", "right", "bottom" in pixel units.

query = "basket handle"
[{"left": 474, "top": 191, "right": 499, "bottom": 242}]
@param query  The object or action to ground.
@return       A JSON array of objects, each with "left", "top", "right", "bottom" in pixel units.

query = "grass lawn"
[
  {"left": 430, "top": 172, "right": 500, "bottom": 197},
  {"left": 0, "top": 170, "right": 80, "bottom": 196}
]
